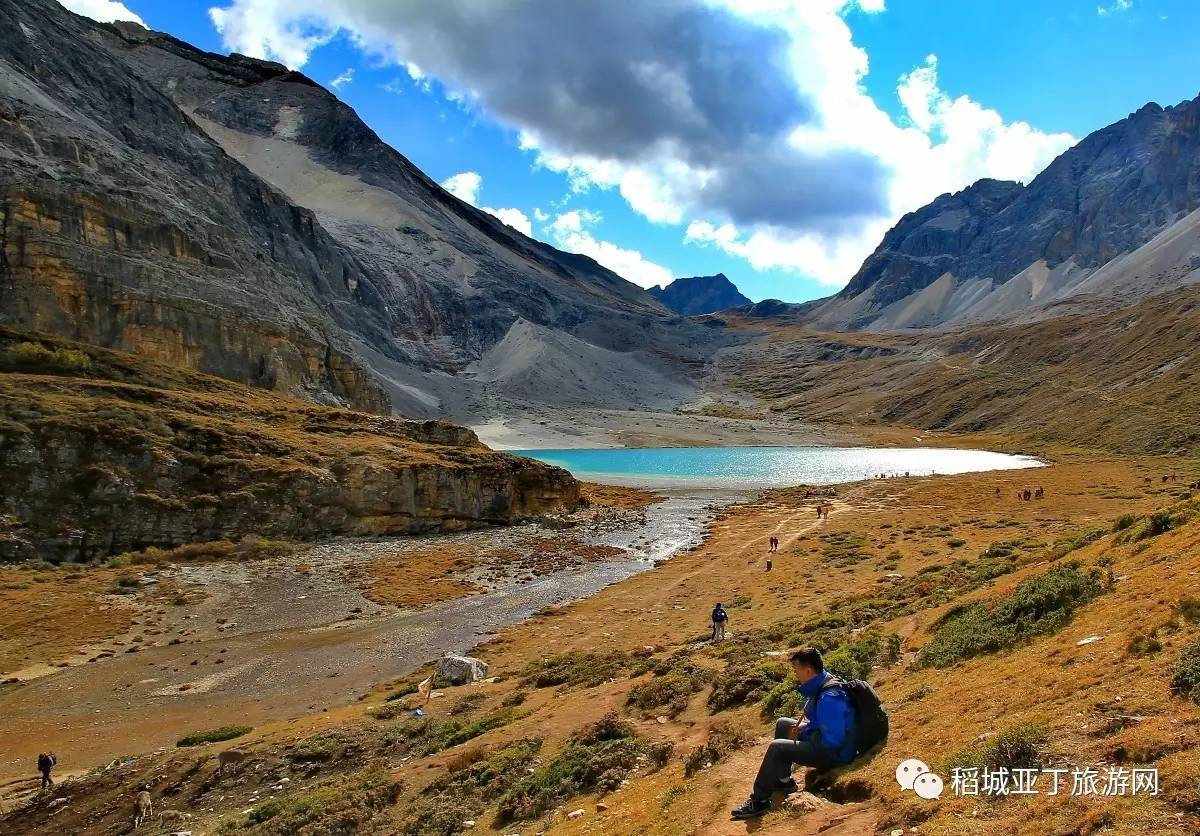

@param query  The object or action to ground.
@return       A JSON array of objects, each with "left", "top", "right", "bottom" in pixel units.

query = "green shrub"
[
  {"left": 220, "top": 769, "right": 399, "bottom": 833},
  {"left": 1171, "top": 642, "right": 1200, "bottom": 702},
  {"left": 683, "top": 719, "right": 750, "bottom": 777},
  {"left": 707, "top": 659, "right": 789, "bottom": 712},
  {"left": 916, "top": 563, "right": 1102, "bottom": 668},
  {"left": 1112, "top": 513, "right": 1138, "bottom": 532},
  {"left": 496, "top": 714, "right": 643, "bottom": 823},
  {"left": 403, "top": 739, "right": 542, "bottom": 836},
  {"left": 1138, "top": 510, "right": 1175, "bottom": 540},
  {"left": 626, "top": 659, "right": 712, "bottom": 717},
  {"left": 0, "top": 341, "right": 94, "bottom": 376},
  {"left": 1127, "top": 633, "right": 1163, "bottom": 657},
  {"left": 1175, "top": 597, "right": 1200, "bottom": 623},
  {"left": 945, "top": 723, "right": 1047, "bottom": 781},
  {"left": 521, "top": 651, "right": 631, "bottom": 689},
  {"left": 176, "top": 725, "right": 252, "bottom": 747}
]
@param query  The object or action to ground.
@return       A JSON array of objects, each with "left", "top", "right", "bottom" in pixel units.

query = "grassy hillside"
[{"left": 717, "top": 287, "right": 1200, "bottom": 456}]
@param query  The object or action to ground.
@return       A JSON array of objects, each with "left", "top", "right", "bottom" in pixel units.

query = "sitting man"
[{"left": 730, "top": 647, "right": 856, "bottom": 820}]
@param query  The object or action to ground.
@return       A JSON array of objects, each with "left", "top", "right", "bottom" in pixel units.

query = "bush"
[
  {"left": 220, "top": 769, "right": 399, "bottom": 833},
  {"left": 1171, "top": 642, "right": 1200, "bottom": 702},
  {"left": 521, "top": 651, "right": 631, "bottom": 689},
  {"left": 1176, "top": 597, "right": 1200, "bottom": 623},
  {"left": 1112, "top": 513, "right": 1138, "bottom": 533},
  {"left": 176, "top": 725, "right": 252, "bottom": 747},
  {"left": 1127, "top": 633, "right": 1163, "bottom": 657},
  {"left": 0, "top": 341, "right": 94, "bottom": 376},
  {"left": 496, "top": 714, "right": 643, "bottom": 822},
  {"left": 707, "top": 659, "right": 789, "bottom": 712},
  {"left": 403, "top": 739, "right": 542, "bottom": 836},
  {"left": 1138, "top": 510, "right": 1176, "bottom": 540},
  {"left": 626, "top": 659, "right": 712, "bottom": 717},
  {"left": 916, "top": 563, "right": 1102, "bottom": 668},
  {"left": 683, "top": 719, "right": 750, "bottom": 777},
  {"left": 945, "top": 723, "right": 1047, "bottom": 781}
]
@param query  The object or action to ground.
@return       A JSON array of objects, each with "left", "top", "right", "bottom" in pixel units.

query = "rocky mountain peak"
[{"left": 649, "top": 273, "right": 752, "bottom": 315}]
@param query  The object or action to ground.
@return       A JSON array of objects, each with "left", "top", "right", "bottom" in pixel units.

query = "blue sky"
[{"left": 70, "top": 0, "right": 1200, "bottom": 302}]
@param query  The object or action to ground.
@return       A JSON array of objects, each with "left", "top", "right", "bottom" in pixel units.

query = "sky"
[{"left": 63, "top": 0, "right": 1200, "bottom": 302}]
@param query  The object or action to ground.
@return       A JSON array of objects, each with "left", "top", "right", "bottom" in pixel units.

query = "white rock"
[
  {"left": 567, "top": 809, "right": 585, "bottom": 820},
  {"left": 435, "top": 654, "right": 489, "bottom": 684},
  {"left": 1077, "top": 635, "right": 1104, "bottom": 645}
]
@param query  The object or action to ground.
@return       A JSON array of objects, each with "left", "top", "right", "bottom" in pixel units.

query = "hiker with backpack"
[
  {"left": 711, "top": 602, "right": 728, "bottom": 642},
  {"left": 37, "top": 752, "right": 56, "bottom": 789},
  {"left": 730, "top": 647, "right": 888, "bottom": 821}
]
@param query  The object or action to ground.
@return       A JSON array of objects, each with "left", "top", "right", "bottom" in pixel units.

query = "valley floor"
[{"left": 2, "top": 436, "right": 1199, "bottom": 835}]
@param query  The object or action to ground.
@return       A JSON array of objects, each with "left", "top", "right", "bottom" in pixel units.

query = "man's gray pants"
[{"left": 751, "top": 717, "right": 834, "bottom": 801}]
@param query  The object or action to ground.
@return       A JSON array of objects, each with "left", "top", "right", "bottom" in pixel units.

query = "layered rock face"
[
  {"left": 814, "top": 97, "right": 1200, "bottom": 329},
  {"left": 0, "top": 0, "right": 723, "bottom": 419},
  {"left": 650, "top": 274, "right": 752, "bottom": 316},
  {"left": 0, "top": 331, "right": 579, "bottom": 563}
]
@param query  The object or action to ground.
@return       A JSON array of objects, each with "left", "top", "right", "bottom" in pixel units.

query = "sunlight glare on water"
[{"left": 512, "top": 446, "right": 1043, "bottom": 488}]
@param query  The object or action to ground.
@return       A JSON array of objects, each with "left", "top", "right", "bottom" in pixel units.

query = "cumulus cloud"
[
  {"left": 208, "top": 0, "right": 1076, "bottom": 290},
  {"left": 441, "top": 171, "right": 482, "bottom": 204},
  {"left": 439, "top": 171, "right": 532, "bottom": 237},
  {"left": 548, "top": 211, "right": 675, "bottom": 289},
  {"left": 59, "top": 0, "right": 145, "bottom": 25}
]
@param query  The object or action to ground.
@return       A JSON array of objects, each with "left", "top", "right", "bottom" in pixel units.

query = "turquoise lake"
[{"left": 511, "top": 446, "right": 1044, "bottom": 488}]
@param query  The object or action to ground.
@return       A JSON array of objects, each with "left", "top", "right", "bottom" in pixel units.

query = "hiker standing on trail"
[
  {"left": 731, "top": 647, "right": 886, "bottom": 821},
  {"left": 711, "top": 602, "right": 728, "bottom": 642},
  {"left": 37, "top": 752, "right": 55, "bottom": 789}
]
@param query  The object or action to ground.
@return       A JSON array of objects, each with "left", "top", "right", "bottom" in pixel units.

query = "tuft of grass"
[
  {"left": 1171, "top": 641, "right": 1200, "bottom": 702},
  {"left": 176, "top": 725, "right": 252, "bottom": 747},
  {"left": 916, "top": 562, "right": 1102, "bottom": 668}
]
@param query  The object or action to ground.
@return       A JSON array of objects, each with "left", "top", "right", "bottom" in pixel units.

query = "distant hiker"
[
  {"left": 815, "top": 504, "right": 822, "bottom": 519},
  {"left": 37, "top": 752, "right": 55, "bottom": 789},
  {"left": 1034, "top": 486, "right": 1044, "bottom": 499},
  {"left": 1022, "top": 489, "right": 1032, "bottom": 501},
  {"left": 765, "top": 559, "right": 773, "bottom": 572},
  {"left": 730, "top": 648, "right": 888, "bottom": 821},
  {"left": 711, "top": 602, "right": 728, "bottom": 642},
  {"left": 995, "top": 486, "right": 1001, "bottom": 497},
  {"left": 768, "top": 536, "right": 778, "bottom": 553}
]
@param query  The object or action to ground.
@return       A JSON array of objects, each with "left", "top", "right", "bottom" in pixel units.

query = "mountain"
[
  {"left": 811, "top": 97, "right": 1200, "bottom": 330},
  {"left": 0, "top": 0, "right": 721, "bottom": 420},
  {"left": 649, "top": 273, "right": 751, "bottom": 315}
]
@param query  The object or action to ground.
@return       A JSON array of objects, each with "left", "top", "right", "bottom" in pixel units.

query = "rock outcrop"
[
  {"left": 0, "top": 330, "right": 579, "bottom": 562},
  {"left": 649, "top": 274, "right": 751, "bottom": 316}
]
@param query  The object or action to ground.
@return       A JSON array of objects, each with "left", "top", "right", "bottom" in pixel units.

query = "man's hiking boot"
[
  {"left": 777, "top": 777, "right": 799, "bottom": 794},
  {"left": 730, "top": 797, "right": 771, "bottom": 820}
]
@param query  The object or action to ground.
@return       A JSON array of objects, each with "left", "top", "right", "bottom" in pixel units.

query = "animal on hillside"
[
  {"left": 217, "top": 748, "right": 248, "bottom": 774},
  {"left": 1034, "top": 487, "right": 1044, "bottom": 499},
  {"left": 133, "top": 789, "right": 152, "bottom": 828}
]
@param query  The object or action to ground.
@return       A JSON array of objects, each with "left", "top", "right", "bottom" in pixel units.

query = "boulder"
[{"left": 436, "top": 654, "right": 488, "bottom": 684}]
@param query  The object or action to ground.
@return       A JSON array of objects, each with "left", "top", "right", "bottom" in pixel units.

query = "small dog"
[{"left": 133, "top": 790, "right": 152, "bottom": 828}]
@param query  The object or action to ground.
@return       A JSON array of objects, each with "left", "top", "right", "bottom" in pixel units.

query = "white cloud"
[
  {"left": 206, "top": 0, "right": 1076, "bottom": 291},
  {"left": 533, "top": 208, "right": 549, "bottom": 222},
  {"left": 441, "top": 171, "right": 482, "bottom": 205},
  {"left": 548, "top": 211, "right": 674, "bottom": 289},
  {"left": 329, "top": 67, "right": 354, "bottom": 89},
  {"left": 59, "top": 0, "right": 145, "bottom": 25},
  {"left": 439, "top": 172, "right": 531, "bottom": 236},
  {"left": 485, "top": 207, "right": 532, "bottom": 237},
  {"left": 1097, "top": 0, "right": 1132, "bottom": 15}
]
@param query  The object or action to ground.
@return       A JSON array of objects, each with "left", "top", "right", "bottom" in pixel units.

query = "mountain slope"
[
  {"left": 813, "top": 97, "right": 1200, "bottom": 330},
  {"left": 649, "top": 273, "right": 752, "bottom": 315},
  {"left": 0, "top": 0, "right": 720, "bottom": 419}
]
